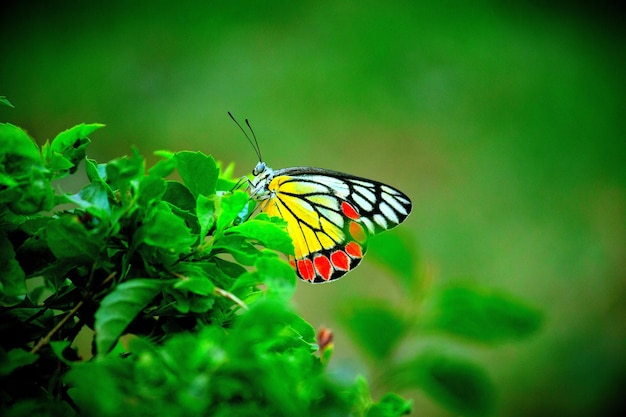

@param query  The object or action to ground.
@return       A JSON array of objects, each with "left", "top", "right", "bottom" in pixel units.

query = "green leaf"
[
  {"left": 49, "top": 123, "right": 103, "bottom": 175},
  {"left": 0, "top": 348, "right": 37, "bottom": 376},
  {"left": 227, "top": 218, "right": 294, "bottom": 255},
  {"left": 255, "top": 253, "right": 296, "bottom": 301},
  {"left": 137, "top": 174, "right": 167, "bottom": 207},
  {"left": 106, "top": 149, "right": 145, "bottom": 199},
  {"left": 0, "top": 123, "right": 55, "bottom": 214},
  {"left": 368, "top": 230, "right": 417, "bottom": 292},
  {"left": 349, "top": 375, "right": 374, "bottom": 417},
  {"left": 0, "top": 123, "right": 40, "bottom": 162},
  {"left": 2, "top": 165, "right": 55, "bottom": 214},
  {"left": 230, "top": 299, "right": 317, "bottom": 353},
  {"left": 196, "top": 194, "right": 216, "bottom": 239},
  {"left": 215, "top": 191, "right": 250, "bottom": 234},
  {"left": 421, "top": 283, "right": 543, "bottom": 343},
  {"left": 212, "top": 234, "right": 260, "bottom": 266},
  {"left": 174, "top": 151, "right": 218, "bottom": 198},
  {"left": 148, "top": 153, "right": 177, "bottom": 178},
  {"left": 95, "top": 279, "right": 165, "bottom": 354},
  {"left": 45, "top": 215, "right": 105, "bottom": 262},
  {"left": 0, "top": 96, "right": 15, "bottom": 108},
  {"left": 338, "top": 300, "right": 407, "bottom": 359},
  {"left": 67, "top": 179, "right": 111, "bottom": 215},
  {"left": 50, "top": 340, "right": 78, "bottom": 365},
  {"left": 399, "top": 350, "right": 494, "bottom": 417},
  {"left": 163, "top": 181, "right": 196, "bottom": 211},
  {"left": 172, "top": 264, "right": 215, "bottom": 296},
  {"left": 367, "top": 393, "right": 413, "bottom": 417},
  {"left": 0, "top": 232, "right": 27, "bottom": 306},
  {"left": 135, "top": 201, "right": 196, "bottom": 254}
]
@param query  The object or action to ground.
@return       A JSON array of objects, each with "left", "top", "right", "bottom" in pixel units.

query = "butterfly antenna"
[
  {"left": 228, "top": 111, "right": 262, "bottom": 162},
  {"left": 244, "top": 118, "right": 262, "bottom": 163}
]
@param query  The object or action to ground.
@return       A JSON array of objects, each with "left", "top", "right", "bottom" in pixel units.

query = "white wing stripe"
[
  {"left": 361, "top": 217, "right": 376, "bottom": 234},
  {"left": 374, "top": 214, "right": 388, "bottom": 229},
  {"left": 354, "top": 185, "right": 377, "bottom": 203},
  {"left": 382, "top": 192, "right": 409, "bottom": 216},
  {"left": 319, "top": 207, "right": 343, "bottom": 227},
  {"left": 353, "top": 193, "right": 373, "bottom": 212},
  {"left": 380, "top": 202, "right": 400, "bottom": 224}
]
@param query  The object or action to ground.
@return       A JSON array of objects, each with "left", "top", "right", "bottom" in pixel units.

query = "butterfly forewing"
[{"left": 252, "top": 166, "right": 412, "bottom": 283}]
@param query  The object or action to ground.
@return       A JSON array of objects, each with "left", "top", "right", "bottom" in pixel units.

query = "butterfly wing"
[{"left": 258, "top": 167, "right": 412, "bottom": 283}]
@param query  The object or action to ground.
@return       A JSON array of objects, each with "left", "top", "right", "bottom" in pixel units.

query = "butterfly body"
[{"left": 248, "top": 161, "right": 412, "bottom": 283}]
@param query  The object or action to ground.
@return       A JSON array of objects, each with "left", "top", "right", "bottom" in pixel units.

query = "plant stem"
[{"left": 30, "top": 300, "right": 84, "bottom": 354}]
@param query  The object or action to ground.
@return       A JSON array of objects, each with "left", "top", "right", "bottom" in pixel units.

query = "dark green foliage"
[{"left": 0, "top": 118, "right": 411, "bottom": 417}]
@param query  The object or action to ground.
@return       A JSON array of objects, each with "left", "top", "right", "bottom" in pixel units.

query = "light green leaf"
[
  {"left": 148, "top": 153, "right": 177, "bottom": 178},
  {"left": 256, "top": 253, "right": 296, "bottom": 301},
  {"left": 0, "top": 348, "right": 37, "bottom": 376},
  {"left": 105, "top": 149, "right": 145, "bottom": 198},
  {"left": 0, "top": 96, "right": 15, "bottom": 108},
  {"left": 398, "top": 350, "right": 494, "bottom": 417},
  {"left": 135, "top": 201, "right": 196, "bottom": 254},
  {"left": 49, "top": 123, "right": 104, "bottom": 175},
  {"left": 368, "top": 230, "right": 417, "bottom": 292},
  {"left": 173, "top": 275, "right": 214, "bottom": 296},
  {"left": 216, "top": 191, "right": 250, "bottom": 234},
  {"left": 95, "top": 279, "right": 165, "bottom": 354},
  {"left": 0, "top": 123, "right": 40, "bottom": 162},
  {"left": 174, "top": 151, "right": 218, "bottom": 198},
  {"left": 421, "top": 283, "right": 543, "bottom": 343},
  {"left": 228, "top": 218, "right": 294, "bottom": 255},
  {"left": 338, "top": 300, "right": 407, "bottom": 359},
  {"left": 196, "top": 194, "right": 216, "bottom": 239},
  {"left": 366, "top": 393, "right": 413, "bottom": 417}
]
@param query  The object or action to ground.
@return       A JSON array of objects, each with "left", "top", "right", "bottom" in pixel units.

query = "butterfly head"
[{"left": 252, "top": 161, "right": 267, "bottom": 176}]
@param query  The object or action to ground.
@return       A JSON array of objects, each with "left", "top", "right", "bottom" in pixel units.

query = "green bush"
[{"left": 1, "top": 99, "right": 541, "bottom": 416}]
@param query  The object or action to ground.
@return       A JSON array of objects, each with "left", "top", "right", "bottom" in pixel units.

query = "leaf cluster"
[
  {"left": 0, "top": 118, "right": 410, "bottom": 417},
  {"left": 336, "top": 232, "right": 543, "bottom": 416}
]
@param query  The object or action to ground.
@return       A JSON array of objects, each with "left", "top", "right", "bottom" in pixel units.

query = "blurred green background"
[{"left": 2, "top": 1, "right": 624, "bottom": 415}]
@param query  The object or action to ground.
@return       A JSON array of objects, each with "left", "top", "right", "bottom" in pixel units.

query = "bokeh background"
[{"left": 2, "top": 1, "right": 624, "bottom": 415}]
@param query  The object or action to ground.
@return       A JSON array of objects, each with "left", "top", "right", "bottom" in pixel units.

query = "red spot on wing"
[
  {"left": 349, "top": 221, "right": 367, "bottom": 243},
  {"left": 297, "top": 259, "right": 316, "bottom": 281},
  {"left": 314, "top": 255, "right": 333, "bottom": 281},
  {"left": 345, "top": 241, "right": 363, "bottom": 258},
  {"left": 330, "top": 250, "right": 350, "bottom": 271},
  {"left": 341, "top": 201, "right": 360, "bottom": 220}
]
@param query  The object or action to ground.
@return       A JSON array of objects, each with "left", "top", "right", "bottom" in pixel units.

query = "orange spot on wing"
[
  {"left": 345, "top": 241, "right": 363, "bottom": 258},
  {"left": 349, "top": 221, "right": 367, "bottom": 243}
]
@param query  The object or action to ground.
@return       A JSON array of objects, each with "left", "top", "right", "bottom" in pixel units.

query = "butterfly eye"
[{"left": 252, "top": 162, "right": 266, "bottom": 176}]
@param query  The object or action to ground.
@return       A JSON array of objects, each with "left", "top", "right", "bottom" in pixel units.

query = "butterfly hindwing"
[{"left": 256, "top": 167, "right": 412, "bottom": 283}]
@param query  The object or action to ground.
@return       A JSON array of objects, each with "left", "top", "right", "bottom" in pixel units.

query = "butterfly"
[{"left": 230, "top": 113, "right": 412, "bottom": 283}]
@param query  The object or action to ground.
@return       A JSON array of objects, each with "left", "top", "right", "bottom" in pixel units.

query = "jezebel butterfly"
[{"left": 231, "top": 113, "right": 412, "bottom": 283}]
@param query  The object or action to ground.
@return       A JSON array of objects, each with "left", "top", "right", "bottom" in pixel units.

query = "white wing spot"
[
  {"left": 354, "top": 185, "right": 377, "bottom": 203},
  {"left": 374, "top": 214, "right": 388, "bottom": 229},
  {"left": 353, "top": 193, "right": 373, "bottom": 212},
  {"left": 303, "top": 176, "right": 350, "bottom": 196},
  {"left": 383, "top": 192, "right": 408, "bottom": 216},
  {"left": 319, "top": 207, "right": 344, "bottom": 227},
  {"left": 351, "top": 179, "right": 373, "bottom": 187},
  {"left": 380, "top": 202, "right": 400, "bottom": 224}
]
